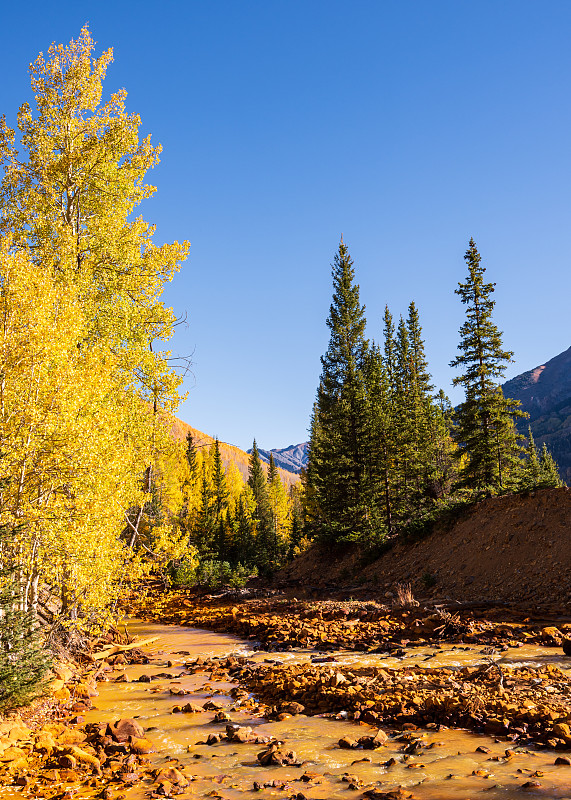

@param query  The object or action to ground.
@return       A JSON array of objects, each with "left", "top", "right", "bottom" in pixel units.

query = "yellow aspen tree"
[{"left": 0, "top": 28, "right": 189, "bottom": 625}]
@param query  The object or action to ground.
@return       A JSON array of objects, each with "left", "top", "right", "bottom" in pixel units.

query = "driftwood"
[{"left": 92, "top": 636, "right": 160, "bottom": 660}]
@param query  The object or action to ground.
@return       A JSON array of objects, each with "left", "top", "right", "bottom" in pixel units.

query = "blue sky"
[{"left": 1, "top": 2, "right": 570, "bottom": 451}]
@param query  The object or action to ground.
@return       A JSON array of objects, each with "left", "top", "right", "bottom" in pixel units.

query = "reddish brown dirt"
[{"left": 276, "top": 488, "right": 571, "bottom": 613}]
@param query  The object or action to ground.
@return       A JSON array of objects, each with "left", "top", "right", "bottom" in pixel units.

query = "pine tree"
[
  {"left": 363, "top": 344, "right": 394, "bottom": 537},
  {"left": 234, "top": 492, "right": 256, "bottom": 566},
  {"left": 0, "top": 577, "right": 52, "bottom": 711},
  {"left": 522, "top": 426, "right": 542, "bottom": 489},
  {"left": 393, "top": 316, "right": 414, "bottom": 511},
  {"left": 428, "top": 390, "right": 457, "bottom": 499},
  {"left": 248, "top": 441, "right": 274, "bottom": 572},
  {"left": 405, "top": 302, "right": 453, "bottom": 507},
  {"left": 450, "top": 239, "right": 526, "bottom": 493},
  {"left": 196, "top": 461, "right": 215, "bottom": 554},
  {"left": 267, "top": 453, "right": 290, "bottom": 565},
  {"left": 383, "top": 306, "right": 397, "bottom": 389},
  {"left": 211, "top": 438, "right": 229, "bottom": 519},
  {"left": 185, "top": 432, "right": 198, "bottom": 481},
  {"left": 539, "top": 443, "right": 564, "bottom": 488},
  {"left": 306, "top": 239, "right": 370, "bottom": 540},
  {"left": 267, "top": 453, "right": 279, "bottom": 485}
]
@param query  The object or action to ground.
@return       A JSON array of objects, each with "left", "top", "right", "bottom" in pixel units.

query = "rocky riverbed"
[{"left": 1, "top": 592, "right": 571, "bottom": 799}]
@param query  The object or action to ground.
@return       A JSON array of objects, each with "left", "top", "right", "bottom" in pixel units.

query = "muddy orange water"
[{"left": 76, "top": 621, "right": 571, "bottom": 798}]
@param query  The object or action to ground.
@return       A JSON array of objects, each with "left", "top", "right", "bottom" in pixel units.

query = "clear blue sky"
[{"left": 1, "top": 2, "right": 570, "bottom": 451}]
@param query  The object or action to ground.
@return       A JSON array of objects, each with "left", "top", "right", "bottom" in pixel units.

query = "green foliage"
[
  {"left": 538, "top": 443, "right": 564, "bottom": 488},
  {"left": 305, "top": 240, "right": 456, "bottom": 546},
  {"left": 421, "top": 571, "right": 437, "bottom": 588},
  {"left": 248, "top": 441, "right": 276, "bottom": 573},
  {"left": 306, "top": 239, "right": 370, "bottom": 541},
  {"left": 0, "top": 581, "right": 52, "bottom": 711},
  {"left": 168, "top": 558, "right": 256, "bottom": 589},
  {"left": 450, "top": 239, "right": 526, "bottom": 492}
]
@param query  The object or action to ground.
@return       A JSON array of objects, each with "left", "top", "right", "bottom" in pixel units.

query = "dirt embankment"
[{"left": 277, "top": 488, "right": 571, "bottom": 611}]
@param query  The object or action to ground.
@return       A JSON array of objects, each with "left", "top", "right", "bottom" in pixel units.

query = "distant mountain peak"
[{"left": 247, "top": 442, "right": 309, "bottom": 474}]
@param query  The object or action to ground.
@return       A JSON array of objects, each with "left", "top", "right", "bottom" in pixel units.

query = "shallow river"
[{"left": 79, "top": 620, "right": 571, "bottom": 799}]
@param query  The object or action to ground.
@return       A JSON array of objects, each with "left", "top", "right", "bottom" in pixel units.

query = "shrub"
[
  {"left": 0, "top": 582, "right": 52, "bottom": 712},
  {"left": 421, "top": 571, "right": 437, "bottom": 588},
  {"left": 168, "top": 558, "right": 256, "bottom": 590}
]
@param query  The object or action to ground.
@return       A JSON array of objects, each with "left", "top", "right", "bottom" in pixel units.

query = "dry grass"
[{"left": 393, "top": 582, "right": 419, "bottom": 609}]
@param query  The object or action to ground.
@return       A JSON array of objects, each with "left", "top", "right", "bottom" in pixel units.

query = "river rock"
[
  {"left": 130, "top": 736, "right": 154, "bottom": 754},
  {"left": 226, "top": 725, "right": 255, "bottom": 743},
  {"left": 156, "top": 766, "right": 189, "bottom": 787},
  {"left": 107, "top": 719, "right": 145, "bottom": 743},
  {"left": 563, "top": 639, "right": 571, "bottom": 656},
  {"left": 34, "top": 733, "right": 56, "bottom": 755},
  {"left": 339, "top": 736, "right": 358, "bottom": 749},
  {"left": 257, "top": 742, "right": 298, "bottom": 766},
  {"left": 280, "top": 701, "right": 305, "bottom": 715},
  {"left": 363, "top": 789, "right": 415, "bottom": 800},
  {"left": 358, "top": 729, "right": 388, "bottom": 749},
  {"left": 180, "top": 702, "right": 205, "bottom": 713}
]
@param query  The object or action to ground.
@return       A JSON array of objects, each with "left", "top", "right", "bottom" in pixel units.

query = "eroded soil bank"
[{"left": 275, "top": 487, "right": 571, "bottom": 610}]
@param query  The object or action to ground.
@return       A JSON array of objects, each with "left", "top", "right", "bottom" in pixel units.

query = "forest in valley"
[{"left": 0, "top": 28, "right": 564, "bottom": 711}]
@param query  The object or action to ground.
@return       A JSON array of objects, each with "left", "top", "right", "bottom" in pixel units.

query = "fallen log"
[{"left": 92, "top": 636, "right": 160, "bottom": 660}]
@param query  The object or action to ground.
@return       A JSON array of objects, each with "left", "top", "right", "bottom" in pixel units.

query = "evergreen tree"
[
  {"left": 383, "top": 306, "right": 397, "bottom": 389},
  {"left": 267, "top": 453, "right": 290, "bottom": 564},
  {"left": 248, "top": 440, "right": 274, "bottom": 572},
  {"left": 196, "top": 461, "right": 215, "bottom": 554},
  {"left": 0, "top": 578, "right": 52, "bottom": 711},
  {"left": 363, "top": 344, "right": 394, "bottom": 537},
  {"left": 288, "top": 504, "right": 303, "bottom": 560},
  {"left": 539, "top": 443, "right": 564, "bottom": 488},
  {"left": 406, "top": 301, "right": 433, "bottom": 397},
  {"left": 428, "top": 390, "right": 457, "bottom": 499},
  {"left": 214, "top": 515, "right": 229, "bottom": 562},
  {"left": 450, "top": 239, "right": 526, "bottom": 493},
  {"left": 267, "top": 452, "right": 279, "bottom": 485},
  {"left": 306, "top": 239, "right": 370, "bottom": 540},
  {"left": 522, "top": 426, "right": 542, "bottom": 489},
  {"left": 234, "top": 492, "right": 256, "bottom": 566},
  {"left": 185, "top": 432, "right": 198, "bottom": 481},
  {"left": 211, "top": 438, "right": 229, "bottom": 519},
  {"left": 393, "top": 316, "right": 414, "bottom": 510}
]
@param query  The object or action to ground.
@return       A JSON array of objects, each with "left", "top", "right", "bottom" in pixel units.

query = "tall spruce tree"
[
  {"left": 450, "top": 239, "right": 525, "bottom": 492},
  {"left": 306, "top": 239, "right": 370, "bottom": 540},
  {"left": 196, "top": 461, "right": 215, "bottom": 554},
  {"left": 248, "top": 440, "right": 274, "bottom": 572},
  {"left": 363, "top": 344, "right": 394, "bottom": 537},
  {"left": 185, "top": 432, "right": 198, "bottom": 481},
  {"left": 211, "top": 438, "right": 229, "bottom": 519},
  {"left": 539, "top": 442, "right": 564, "bottom": 488}
]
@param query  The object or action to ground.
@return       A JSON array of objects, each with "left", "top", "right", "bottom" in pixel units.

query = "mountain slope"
[
  {"left": 502, "top": 346, "right": 571, "bottom": 483},
  {"left": 171, "top": 419, "right": 300, "bottom": 489}
]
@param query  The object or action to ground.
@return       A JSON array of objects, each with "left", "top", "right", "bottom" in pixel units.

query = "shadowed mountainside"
[{"left": 502, "top": 345, "right": 571, "bottom": 484}]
